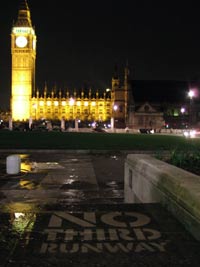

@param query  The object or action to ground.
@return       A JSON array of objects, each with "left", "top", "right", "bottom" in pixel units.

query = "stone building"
[{"left": 128, "top": 102, "right": 164, "bottom": 131}]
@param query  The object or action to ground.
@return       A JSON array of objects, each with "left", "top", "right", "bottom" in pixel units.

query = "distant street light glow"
[
  {"left": 180, "top": 107, "right": 185, "bottom": 114},
  {"left": 69, "top": 98, "right": 75, "bottom": 106},
  {"left": 188, "top": 90, "right": 195, "bottom": 99},
  {"left": 113, "top": 105, "right": 118, "bottom": 111}
]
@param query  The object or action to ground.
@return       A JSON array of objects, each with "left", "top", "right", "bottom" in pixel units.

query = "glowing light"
[
  {"left": 106, "top": 88, "right": 111, "bottom": 92},
  {"left": 188, "top": 90, "right": 195, "bottom": 99},
  {"left": 39, "top": 101, "right": 44, "bottom": 106},
  {"left": 62, "top": 101, "right": 66, "bottom": 106},
  {"left": 190, "top": 130, "right": 196, "bottom": 138},
  {"left": 13, "top": 212, "right": 37, "bottom": 234},
  {"left": 91, "top": 101, "right": 96, "bottom": 106},
  {"left": 180, "top": 107, "right": 185, "bottom": 113},
  {"left": 12, "top": 98, "right": 30, "bottom": 121},
  {"left": 183, "top": 130, "right": 196, "bottom": 138},
  {"left": 113, "top": 105, "right": 118, "bottom": 111},
  {"left": 69, "top": 98, "right": 75, "bottom": 106},
  {"left": 14, "top": 213, "right": 25, "bottom": 219},
  {"left": 33, "top": 39, "right": 36, "bottom": 50},
  {"left": 84, "top": 101, "right": 88, "bottom": 106},
  {"left": 54, "top": 101, "right": 58, "bottom": 106},
  {"left": 12, "top": 27, "right": 35, "bottom": 35},
  {"left": 21, "top": 162, "right": 31, "bottom": 172},
  {"left": 77, "top": 101, "right": 81, "bottom": 106},
  {"left": 47, "top": 101, "right": 51, "bottom": 106}
]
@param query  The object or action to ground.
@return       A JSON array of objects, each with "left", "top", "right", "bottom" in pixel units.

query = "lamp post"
[
  {"left": 188, "top": 90, "right": 195, "bottom": 128},
  {"left": 111, "top": 104, "right": 118, "bottom": 131},
  {"left": 180, "top": 107, "right": 185, "bottom": 129}
]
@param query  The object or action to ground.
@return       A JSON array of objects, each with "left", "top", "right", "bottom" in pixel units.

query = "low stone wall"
[{"left": 124, "top": 154, "right": 200, "bottom": 240}]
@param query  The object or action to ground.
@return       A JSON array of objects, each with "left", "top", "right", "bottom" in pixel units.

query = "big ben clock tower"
[{"left": 11, "top": 0, "right": 36, "bottom": 121}]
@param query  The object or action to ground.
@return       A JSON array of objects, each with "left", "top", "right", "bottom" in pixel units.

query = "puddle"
[
  {"left": 64, "top": 179, "right": 75, "bottom": 185},
  {"left": 104, "top": 181, "right": 124, "bottom": 189},
  {"left": 110, "top": 155, "right": 118, "bottom": 160},
  {"left": 31, "top": 162, "right": 65, "bottom": 170},
  {"left": 19, "top": 180, "right": 40, "bottom": 190}
]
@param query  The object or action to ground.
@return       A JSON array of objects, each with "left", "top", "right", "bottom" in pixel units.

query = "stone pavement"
[{"left": 0, "top": 151, "right": 200, "bottom": 267}]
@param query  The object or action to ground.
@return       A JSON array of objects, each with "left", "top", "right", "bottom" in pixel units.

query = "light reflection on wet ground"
[{"left": 0, "top": 152, "right": 125, "bottom": 209}]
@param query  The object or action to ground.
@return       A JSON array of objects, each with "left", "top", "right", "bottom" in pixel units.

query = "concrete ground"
[{"left": 0, "top": 151, "right": 200, "bottom": 266}]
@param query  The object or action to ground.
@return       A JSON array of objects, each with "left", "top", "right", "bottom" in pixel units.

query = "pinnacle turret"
[{"left": 14, "top": 0, "right": 32, "bottom": 27}]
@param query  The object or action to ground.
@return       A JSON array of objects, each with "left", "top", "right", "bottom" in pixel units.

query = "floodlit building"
[
  {"left": 10, "top": 0, "right": 167, "bottom": 131},
  {"left": 11, "top": 0, "right": 133, "bottom": 129}
]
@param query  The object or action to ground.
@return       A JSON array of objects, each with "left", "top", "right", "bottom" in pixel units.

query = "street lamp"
[
  {"left": 180, "top": 107, "right": 185, "bottom": 114},
  {"left": 188, "top": 90, "right": 195, "bottom": 127},
  {"left": 113, "top": 104, "right": 118, "bottom": 111},
  {"left": 180, "top": 107, "right": 186, "bottom": 129},
  {"left": 111, "top": 104, "right": 118, "bottom": 131},
  {"left": 188, "top": 90, "right": 195, "bottom": 99}
]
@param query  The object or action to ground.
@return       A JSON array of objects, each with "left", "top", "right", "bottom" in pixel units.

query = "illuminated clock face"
[{"left": 15, "top": 36, "right": 28, "bottom": 48}]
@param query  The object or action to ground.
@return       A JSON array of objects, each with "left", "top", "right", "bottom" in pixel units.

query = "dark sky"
[{"left": 1, "top": 0, "right": 200, "bottom": 109}]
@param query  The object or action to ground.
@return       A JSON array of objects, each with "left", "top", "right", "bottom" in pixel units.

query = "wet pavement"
[
  {"left": 0, "top": 153, "right": 125, "bottom": 206},
  {"left": 0, "top": 152, "right": 200, "bottom": 266}
]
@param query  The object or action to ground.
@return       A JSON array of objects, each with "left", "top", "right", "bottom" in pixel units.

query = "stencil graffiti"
[{"left": 39, "top": 211, "right": 169, "bottom": 253}]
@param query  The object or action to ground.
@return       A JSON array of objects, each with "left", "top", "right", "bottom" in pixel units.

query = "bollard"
[{"left": 6, "top": 155, "right": 21, "bottom": 174}]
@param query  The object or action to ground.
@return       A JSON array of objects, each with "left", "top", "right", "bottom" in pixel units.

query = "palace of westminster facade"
[{"left": 11, "top": 0, "right": 136, "bottom": 129}]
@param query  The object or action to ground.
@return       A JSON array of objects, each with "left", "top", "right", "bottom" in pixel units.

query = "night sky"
[{"left": 0, "top": 0, "right": 200, "bottom": 109}]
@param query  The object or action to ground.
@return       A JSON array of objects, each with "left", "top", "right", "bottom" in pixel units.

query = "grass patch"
[{"left": 0, "top": 131, "right": 200, "bottom": 151}]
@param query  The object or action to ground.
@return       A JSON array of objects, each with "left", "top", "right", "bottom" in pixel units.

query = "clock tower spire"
[{"left": 11, "top": 0, "right": 36, "bottom": 121}]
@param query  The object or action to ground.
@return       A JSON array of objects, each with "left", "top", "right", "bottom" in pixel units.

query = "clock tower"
[{"left": 11, "top": 0, "right": 36, "bottom": 121}]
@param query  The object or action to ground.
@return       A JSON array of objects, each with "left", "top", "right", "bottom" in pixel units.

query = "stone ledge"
[{"left": 124, "top": 154, "right": 200, "bottom": 240}]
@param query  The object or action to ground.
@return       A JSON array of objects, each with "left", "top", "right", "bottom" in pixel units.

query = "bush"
[{"left": 159, "top": 149, "right": 200, "bottom": 175}]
